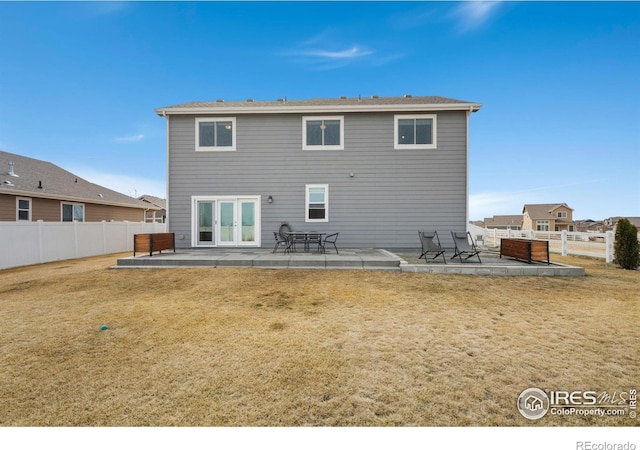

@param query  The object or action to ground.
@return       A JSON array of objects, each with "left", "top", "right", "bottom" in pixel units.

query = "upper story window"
[
  {"left": 196, "top": 117, "right": 236, "bottom": 151},
  {"left": 557, "top": 211, "right": 567, "bottom": 218},
  {"left": 62, "top": 202, "right": 84, "bottom": 222},
  {"left": 302, "top": 116, "right": 344, "bottom": 150},
  {"left": 394, "top": 114, "right": 437, "bottom": 150},
  {"left": 17, "top": 197, "right": 31, "bottom": 221},
  {"left": 305, "top": 184, "right": 329, "bottom": 222}
]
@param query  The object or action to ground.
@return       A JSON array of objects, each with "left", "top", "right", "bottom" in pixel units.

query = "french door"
[{"left": 193, "top": 196, "right": 260, "bottom": 247}]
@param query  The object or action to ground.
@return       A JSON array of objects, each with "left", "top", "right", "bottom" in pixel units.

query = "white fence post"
[
  {"left": 37, "top": 220, "right": 44, "bottom": 264},
  {"left": 561, "top": 230, "right": 568, "bottom": 256},
  {"left": 605, "top": 231, "right": 614, "bottom": 263}
]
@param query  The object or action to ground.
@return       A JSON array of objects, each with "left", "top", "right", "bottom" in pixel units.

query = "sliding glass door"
[
  {"left": 196, "top": 200, "right": 215, "bottom": 246},
  {"left": 218, "top": 201, "right": 236, "bottom": 245},
  {"left": 239, "top": 200, "right": 256, "bottom": 244},
  {"left": 193, "top": 196, "right": 260, "bottom": 247}
]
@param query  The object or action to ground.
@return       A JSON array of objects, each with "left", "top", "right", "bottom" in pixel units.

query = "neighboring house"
[
  {"left": 604, "top": 216, "right": 640, "bottom": 231},
  {"left": 522, "top": 203, "right": 575, "bottom": 232},
  {"left": 138, "top": 195, "right": 167, "bottom": 223},
  {"left": 0, "top": 151, "right": 157, "bottom": 222},
  {"left": 484, "top": 215, "right": 523, "bottom": 230},
  {"left": 574, "top": 219, "right": 605, "bottom": 233},
  {"left": 156, "top": 95, "right": 482, "bottom": 249}
]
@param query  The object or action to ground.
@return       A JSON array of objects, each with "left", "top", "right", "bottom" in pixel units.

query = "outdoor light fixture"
[
  {"left": 349, "top": 172, "right": 355, "bottom": 178},
  {"left": 267, "top": 195, "right": 273, "bottom": 203}
]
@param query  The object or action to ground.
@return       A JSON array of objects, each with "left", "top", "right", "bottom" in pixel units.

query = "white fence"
[
  {"left": 468, "top": 224, "right": 625, "bottom": 263},
  {"left": 0, "top": 221, "right": 167, "bottom": 270}
]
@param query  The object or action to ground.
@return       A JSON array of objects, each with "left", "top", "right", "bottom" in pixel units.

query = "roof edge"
[
  {"left": 155, "top": 102, "right": 482, "bottom": 116},
  {"left": 0, "top": 190, "right": 160, "bottom": 210}
]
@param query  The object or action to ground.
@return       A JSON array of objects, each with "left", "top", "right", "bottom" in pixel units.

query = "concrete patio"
[{"left": 115, "top": 248, "right": 585, "bottom": 276}]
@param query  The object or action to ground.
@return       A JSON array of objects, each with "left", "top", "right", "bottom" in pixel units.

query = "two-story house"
[
  {"left": 156, "top": 95, "right": 482, "bottom": 249},
  {"left": 522, "top": 203, "right": 575, "bottom": 232}
]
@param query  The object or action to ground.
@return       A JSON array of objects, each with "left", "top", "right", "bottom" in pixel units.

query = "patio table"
[{"left": 283, "top": 231, "right": 326, "bottom": 253}]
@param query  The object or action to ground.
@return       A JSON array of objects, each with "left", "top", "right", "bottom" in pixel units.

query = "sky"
[{"left": 0, "top": 0, "right": 638, "bottom": 221}]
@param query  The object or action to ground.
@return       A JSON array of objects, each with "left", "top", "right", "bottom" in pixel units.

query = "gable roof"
[
  {"left": 156, "top": 95, "right": 482, "bottom": 116},
  {"left": 523, "top": 203, "right": 573, "bottom": 219},
  {"left": 0, "top": 151, "right": 157, "bottom": 210},
  {"left": 138, "top": 194, "right": 166, "bottom": 210},
  {"left": 484, "top": 215, "right": 523, "bottom": 228}
]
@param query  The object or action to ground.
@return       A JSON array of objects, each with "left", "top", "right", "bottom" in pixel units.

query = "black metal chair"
[
  {"left": 418, "top": 231, "right": 446, "bottom": 264},
  {"left": 278, "top": 224, "right": 301, "bottom": 252},
  {"left": 287, "top": 232, "right": 305, "bottom": 252},
  {"left": 450, "top": 231, "right": 482, "bottom": 263},
  {"left": 306, "top": 232, "right": 323, "bottom": 253},
  {"left": 273, "top": 232, "right": 289, "bottom": 253},
  {"left": 279, "top": 223, "right": 292, "bottom": 234},
  {"left": 321, "top": 233, "right": 339, "bottom": 254}
]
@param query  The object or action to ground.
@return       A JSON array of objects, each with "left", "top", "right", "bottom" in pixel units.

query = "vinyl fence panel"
[{"left": 0, "top": 221, "right": 166, "bottom": 270}]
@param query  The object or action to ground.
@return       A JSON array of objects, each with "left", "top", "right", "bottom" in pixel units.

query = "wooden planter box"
[
  {"left": 134, "top": 233, "right": 176, "bottom": 257},
  {"left": 500, "top": 238, "right": 550, "bottom": 264}
]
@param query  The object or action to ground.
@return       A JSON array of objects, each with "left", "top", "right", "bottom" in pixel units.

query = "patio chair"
[
  {"left": 306, "top": 232, "right": 324, "bottom": 253},
  {"left": 450, "top": 231, "right": 482, "bottom": 263},
  {"left": 321, "top": 233, "right": 339, "bottom": 254},
  {"left": 418, "top": 231, "right": 446, "bottom": 264},
  {"left": 272, "top": 232, "right": 289, "bottom": 253},
  {"left": 279, "top": 223, "right": 292, "bottom": 234}
]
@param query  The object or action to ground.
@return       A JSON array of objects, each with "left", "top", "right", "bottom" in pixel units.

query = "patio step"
[{"left": 115, "top": 249, "right": 403, "bottom": 271}]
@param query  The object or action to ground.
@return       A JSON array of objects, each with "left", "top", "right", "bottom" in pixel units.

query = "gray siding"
[{"left": 167, "top": 111, "right": 468, "bottom": 249}]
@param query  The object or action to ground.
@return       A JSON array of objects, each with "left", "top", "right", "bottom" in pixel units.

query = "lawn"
[{"left": 0, "top": 253, "right": 637, "bottom": 426}]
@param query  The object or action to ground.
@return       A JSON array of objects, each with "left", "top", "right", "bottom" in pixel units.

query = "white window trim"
[
  {"left": 17, "top": 197, "right": 32, "bottom": 221},
  {"left": 195, "top": 117, "right": 237, "bottom": 152},
  {"left": 536, "top": 220, "right": 550, "bottom": 231},
  {"left": 61, "top": 202, "right": 85, "bottom": 222},
  {"left": 305, "top": 184, "right": 329, "bottom": 223},
  {"left": 394, "top": 114, "right": 437, "bottom": 150},
  {"left": 302, "top": 116, "right": 344, "bottom": 151}
]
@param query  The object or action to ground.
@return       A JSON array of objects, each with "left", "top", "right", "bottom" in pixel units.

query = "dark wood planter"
[
  {"left": 500, "top": 238, "right": 550, "bottom": 264},
  {"left": 134, "top": 233, "right": 176, "bottom": 257}
]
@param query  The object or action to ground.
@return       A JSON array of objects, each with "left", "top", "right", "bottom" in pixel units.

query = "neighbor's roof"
[
  {"left": 523, "top": 203, "right": 574, "bottom": 219},
  {"left": 0, "top": 151, "right": 158, "bottom": 210},
  {"left": 156, "top": 95, "right": 482, "bottom": 116},
  {"left": 138, "top": 194, "right": 166, "bottom": 210},
  {"left": 484, "top": 215, "right": 523, "bottom": 228}
]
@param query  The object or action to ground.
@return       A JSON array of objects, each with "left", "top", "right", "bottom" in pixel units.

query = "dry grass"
[{"left": 0, "top": 253, "right": 638, "bottom": 426}]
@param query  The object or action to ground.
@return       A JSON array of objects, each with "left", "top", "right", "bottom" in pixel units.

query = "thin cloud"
[
  {"left": 285, "top": 44, "right": 374, "bottom": 70},
  {"left": 283, "top": 33, "right": 402, "bottom": 70},
  {"left": 114, "top": 134, "right": 145, "bottom": 144},
  {"left": 451, "top": 1, "right": 502, "bottom": 34},
  {"left": 296, "top": 46, "right": 374, "bottom": 60}
]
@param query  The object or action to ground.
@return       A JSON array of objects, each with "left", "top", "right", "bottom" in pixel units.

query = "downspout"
[
  {"left": 466, "top": 106, "right": 471, "bottom": 232},
  {"left": 163, "top": 110, "right": 170, "bottom": 234}
]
